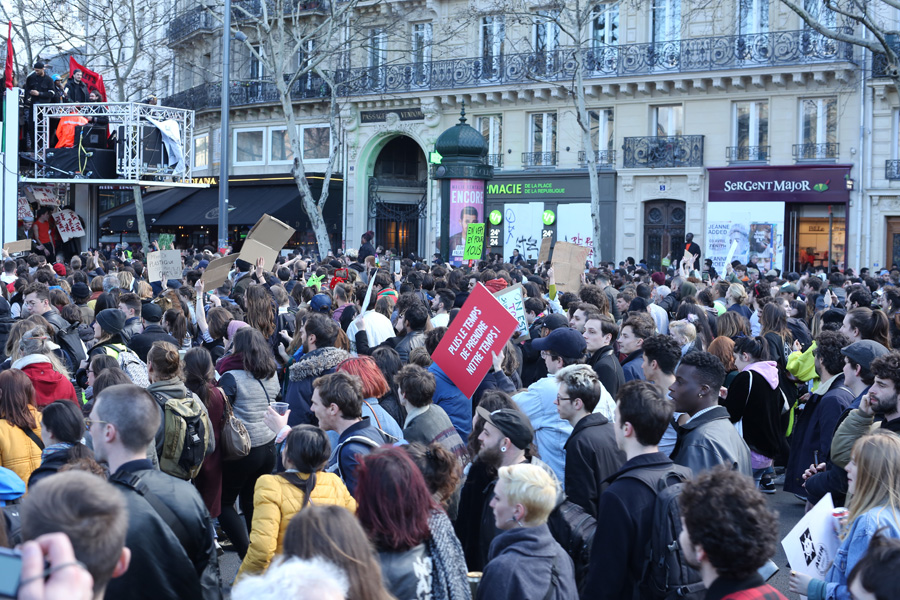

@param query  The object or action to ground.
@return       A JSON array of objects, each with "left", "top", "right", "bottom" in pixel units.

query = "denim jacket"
[{"left": 807, "top": 506, "right": 900, "bottom": 600}]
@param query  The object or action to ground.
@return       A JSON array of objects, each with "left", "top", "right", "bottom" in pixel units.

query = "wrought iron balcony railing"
[
  {"left": 522, "top": 152, "right": 558, "bottom": 167},
  {"left": 232, "top": 0, "right": 325, "bottom": 19},
  {"left": 886, "top": 160, "right": 900, "bottom": 180},
  {"left": 164, "top": 76, "right": 330, "bottom": 111},
  {"left": 577, "top": 149, "right": 616, "bottom": 168},
  {"left": 167, "top": 6, "right": 218, "bottom": 45},
  {"left": 872, "top": 39, "right": 900, "bottom": 79},
  {"left": 726, "top": 145, "right": 770, "bottom": 162},
  {"left": 623, "top": 135, "right": 704, "bottom": 168},
  {"left": 792, "top": 142, "right": 839, "bottom": 161},
  {"left": 483, "top": 154, "right": 504, "bottom": 168}
]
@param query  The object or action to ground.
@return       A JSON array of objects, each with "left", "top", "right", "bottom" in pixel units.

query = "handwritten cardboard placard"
[
  {"left": 431, "top": 283, "right": 518, "bottom": 399},
  {"left": 552, "top": 241, "right": 591, "bottom": 293},
  {"left": 4, "top": 239, "right": 32, "bottom": 254},
  {"left": 52, "top": 210, "right": 85, "bottom": 242},
  {"left": 200, "top": 254, "right": 238, "bottom": 290},
  {"left": 493, "top": 283, "right": 530, "bottom": 341},
  {"left": 538, "top": 237, "right": 552, "bottom": 264},
  {"left": 238, "top": 214, "right": 295, "bottom": 269},
  {"left": 463, "top": 223, "right": 485, "bottom": 261},
  {"left": 147, "top": 250, "right": 183, "bottom": 283},
  {"left": 24, "top": 185, "right": 59, "bottom": 206},
  {"left": 17, "top": 195, "right": 33, "bottom": 222}
]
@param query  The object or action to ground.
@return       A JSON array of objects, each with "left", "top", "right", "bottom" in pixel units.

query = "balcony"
[
  {"left": 726, "top": 146, "right": 770, "bottom": 163},
  {"left": 232, "top": 0, "right": 325, "bottom": 19},
  {"left": 623, "top": 135, "right": 704, "bottom": 168},
  {"left": 577, "top": 149, "right": 616, "bottom": 169},
  {"left": 332, "top": 29, "right": 853, "bottom": 96},
  {"left": 163, "top": 76, "right": 329, "bottom": 111},
  {"left": 887, "top": 160, "right": 900, "bottom": 180},
  {"left": 483, "top": 154, "right": 503, "bottom": 169},
  {"left": 522, "top": 152, "right": 558, "bottom": 168},
  {"left": 872, "top": 37, "right": 899, "bottom": 79},
  {"left": 792, "top": 143, "right": 839, "bottom": 162},
  {"left": 167, "top": 6, "right": 218, "bottom": 45}
]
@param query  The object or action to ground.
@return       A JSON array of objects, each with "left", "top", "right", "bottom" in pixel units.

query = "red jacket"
[{"left": 13, "top": 356, "right": 78, "bottom": 408}]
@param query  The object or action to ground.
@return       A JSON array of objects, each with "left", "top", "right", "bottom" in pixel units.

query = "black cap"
[
  {"left": 531, "top": 327, "right": 586, "bottom": 359},
  {"left": 34, "top": 61, "right": 44, "bottom": 69},
  {"left": 842, "top": 340, "right": 890, "bottom": 371},
  {"left": 95, "top": 308, "right": 126, "bottom": 335},
  {"left": 540, "top": 313, "right": 569, "bottom": 331},
  {"left": 142, "top": 303, "right": 163, "bottom": 323},
  {"left": 476, "top": 406, "right": 534, "bottom": 450},
  {"left": 71, "top": 282, "right": 90, "bottom": 300}
]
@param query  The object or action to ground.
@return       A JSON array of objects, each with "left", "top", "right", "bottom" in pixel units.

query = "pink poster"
[{"left": 448, "top": 179, "right": 484, "bottom": 265}]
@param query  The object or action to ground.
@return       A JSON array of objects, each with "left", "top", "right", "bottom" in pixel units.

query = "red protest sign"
[{"left": 431, "top": 283, "right": 518, "bottom": 399}]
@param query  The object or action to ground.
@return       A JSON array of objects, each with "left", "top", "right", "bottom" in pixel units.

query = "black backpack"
[
  {"left": 617, "top": 467, "right": 705, "bottom": 600},
  {"left": 55, "top": 321, "right": 87, "bottom": 370},
  {"left": 547, "top": 499, "right": 596, "bottom": 596}
]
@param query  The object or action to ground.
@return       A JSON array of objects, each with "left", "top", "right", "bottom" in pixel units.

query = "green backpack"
[{"left": 150, "top": 391, "right": 212, "bottom": 480}]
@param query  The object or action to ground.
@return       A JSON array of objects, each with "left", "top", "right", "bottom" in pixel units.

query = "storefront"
[
  {"left": 706, "top": 165, "right": 852, "bottom": 273},
  {"left": 484, "top": 172, "right": 616, "bottom": 263}
]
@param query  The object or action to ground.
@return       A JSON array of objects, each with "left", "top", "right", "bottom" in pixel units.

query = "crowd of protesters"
[{"left": 1, "top": 231, "right": 900, "bottom": 600}]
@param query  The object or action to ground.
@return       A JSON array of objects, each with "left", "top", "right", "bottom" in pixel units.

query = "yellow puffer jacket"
[
  {"left": 0, "top": 407, "right": 43, "bottom": 487},
  {"left": 237, "top": 471, "right": 357, "bottom": 577}
]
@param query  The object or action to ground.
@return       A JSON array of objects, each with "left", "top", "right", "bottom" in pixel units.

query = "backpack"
[
  {"left": 546, "top": 499, "right": 596, "bottom": 596},
  {"left": 55, "top": 321, "right": 87, "bottom": 370},
  {"left": 617, "top": 467, "right": 705, "bottom": 600},
  {"left": 150, "top": 391, "right": 211, "bottom": 480},
  {"left": 329, "top": 432, "right": 386, "bottom": 482},
  {"left": 103, "top": 344, "right": 150, "bottom": 387}
]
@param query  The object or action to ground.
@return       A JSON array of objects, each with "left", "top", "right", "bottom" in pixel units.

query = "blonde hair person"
[
  {"left": 726, "top": 284, "right": 748, "bottom": 308},
  {"left": 136, "top": 280, "right": 154, "bottom": 300},
  {"left": 790, "top": 431, "right": 900, "bottom": 600},
  {"left": 117, "top": 271, "right": 135, "bottom": 293},
  {"left": 669, "top": 320, "right": 697, "bottom": 354},
  {"left": 496, "top": 463, "right": 559, "bottom": 527}
]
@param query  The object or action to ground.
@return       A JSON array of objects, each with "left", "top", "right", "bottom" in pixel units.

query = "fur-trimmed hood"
[{"left": 289, "top": 347, "right": 350, "bottom": 381}]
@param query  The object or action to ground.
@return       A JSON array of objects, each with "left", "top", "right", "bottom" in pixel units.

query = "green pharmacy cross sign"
[
  {"left": 489, "top": 210, "right": 503, "bottom": 225},
  {"left": 542, "top": 210, "right": 555, "bottom": 225}
]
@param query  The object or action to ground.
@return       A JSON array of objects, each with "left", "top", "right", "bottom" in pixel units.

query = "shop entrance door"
[
  {"left": 643, "top": 200, "right": 685, "bottom": 270},
  {"left": 886, "top": 217, "right": 900, "bottom": 270}
]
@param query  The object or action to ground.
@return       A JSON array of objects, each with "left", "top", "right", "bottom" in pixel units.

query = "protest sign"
[
  {"left": 361, "top": 268, "right": 377, "bottom": 314},
  {"left": 52, "top": 210, "right": 85, "bottom": 242},
  {"left": 432, "top": 283, "right": 518, "bottom": 398},
  {"left": 449, "top": 179, "right": 484, "bottom": 266},
  {"left": 4, "top": 239, "right": 32, "bottom": 254},
  {"left": 157, "top": 233, "right": 175, "bottom": 250},
  {"left": 238, "top": 214, "right": 296, "bottom": 269},
  {"left": 147, "top": 250, "right": 183, "bottom": 283},
  {"left": 17, "top": 194, "right": 33, "bottom": 222},
  {"left": 24, "top": 185, "right": 58, "bottom": 206},
  {"left": 782, "top": 493, "right": 840, "bottom": 581},
  {"left": 538, "top": 237, "right": 552, "bottom": 264},
  {"left": 552, "top": 241, "right": 591, "bottom": 293},
  {"left": 463, "top": 223, "right": 485, "bottom": 261},
  {"left": 493, "top": 283, "right": 529, "bottom": 341},
  {"left": 200, "top": 254, "right": 238, "bottom": 290}
]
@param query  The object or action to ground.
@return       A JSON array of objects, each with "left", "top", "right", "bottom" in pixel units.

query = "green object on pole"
[{"left": 429, "top": 151, "right": 443, "bottom": 164}]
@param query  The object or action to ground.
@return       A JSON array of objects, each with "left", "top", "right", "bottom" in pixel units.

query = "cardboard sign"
[
  {"left": 147, "top": 250, "right": 183, "bottom": 283},
  {"left": 552, "top": 241, "right": 591, "bottom": 293},
  {"left": 52, "top": 210, "right": 85, "bottom": 242},
  {"left": 200, "top": 254, "right": 238, "bottom": 290},
  {"left": 538, "top": 237, "right": 552, "bottom": 264},
  {"left": 463, "top": 223, "right": 485, "bottom": 261},
  {"left": 781, "top": 493, "right": 840, "bottom": 580},
  {"left": 4, "top": 239, "right": 32, "bottom": 254},
  {"left": 17, "top": 194, "right": 33, "bottom": 222},
  {"left": 431, "top": 283, "right": 519, "bottom": 398},
  {"left": 24, "top": 185, "right": 59, "bottom": 206},
  {"left": 493, "top": 283, "right": 529, "bottom": 340},
  {"left": 238, "top": 214, "right": 296, "bottom": 269}
]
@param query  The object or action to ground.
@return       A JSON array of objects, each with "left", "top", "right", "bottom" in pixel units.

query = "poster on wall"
[
  {"left": 705, "top": 201, "right": 785, "bottom": 273},
  {"left": 557, "top": 203, "right": 594, "bottom": 262},
  {"left": 449, "top": 179, "right": 485, "bottom": 266},
  {"left": 503, "top": 202, "right": 544, "bottom": 260}
]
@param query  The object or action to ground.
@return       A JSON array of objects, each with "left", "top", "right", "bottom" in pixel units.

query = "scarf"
[{"left": 41, "top": 442, "right": 73, "bottom": 461}]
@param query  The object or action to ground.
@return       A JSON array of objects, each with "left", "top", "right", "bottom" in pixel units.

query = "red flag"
[
  {"left": 4, "top": 22, "right": 13, "bottom": 89},
  {"left": 68, "top": 56, "right": 106, "bottom": 101}
]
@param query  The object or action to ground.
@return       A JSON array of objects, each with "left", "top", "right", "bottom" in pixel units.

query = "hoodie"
[
  {"left": 12, "top": 355, "right": 78, "bottom": 408},
  {"left": 722, "top": 361, "right": 786, "bottom": 460},
  {"left": 476, "top": 523, "right": 577, "bottom": 600},
  {"left": 283, "top": 347, "right": 350, "bottom": 427}
]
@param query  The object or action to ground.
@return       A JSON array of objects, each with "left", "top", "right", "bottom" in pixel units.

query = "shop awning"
[
  {"left": 151, "top": 185, "right": 301, "bottom": 227},
  {"left": 101, "top": 186, "right": 202, "bottom": 231}
]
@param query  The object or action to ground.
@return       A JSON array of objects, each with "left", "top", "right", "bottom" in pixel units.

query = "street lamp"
[{"left": 218, "top": 0, "right": 247, "bottom": 254}]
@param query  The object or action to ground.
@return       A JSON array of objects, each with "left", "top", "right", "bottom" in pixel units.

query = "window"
[
  {"left": 803, "top": 0, "right": 836, "bottom": 29},
  {"left": 233, "top": 128, "right": 265, "bottom": 165},
  {"left": 800, "top": 97, "right": 837, "bottom": 155},
  {"left": 733, "top": 101, "right": 768, "bottom": 160},
  {"left": 530, "top": 112, "right": 557, "bottom": 154},
  {"left": 412, "top": 23, "right": 432, "bottom": 64},
  {"left": 590, "top": 108, "right": 615, "bottom": 152},
  {"left": 249, "top": 44, "right": 265, "bottom": 79},
  {"left": 533, "top": 11, "right": 560, "bottom": 53},
  {"left": 368, "top": 28, "right": 387, "bottom": 69},
  {"left": 481, "top": 15, "right": 505, "bottom": 72},
  {"left": 477, "top": 114, "right": 503, "bottom": 158},
  {"left": 651, "top": 0, "right": 680, "bottom": 43},
  {"left": 653, "top": 105, "right": 683, "bottom": 137},
  {"left": 591, "top": 3, "right": 619, "bottom": 46},
  {"left": 739, "top": 0, "right": 768, "bottom": 35},
  {"left": 193, "top": 134, "right": 209, "bottom": 169},
  {"left": 302, "top": 125, "right": 330, "bottom": 160},
  {"left": 269, "top": 127, "right": 294, "bottom": 164}
]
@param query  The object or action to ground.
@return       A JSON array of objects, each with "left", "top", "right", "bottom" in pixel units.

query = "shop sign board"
[{"left": 708, "top": 166, "right": 852, "bottom": 204}]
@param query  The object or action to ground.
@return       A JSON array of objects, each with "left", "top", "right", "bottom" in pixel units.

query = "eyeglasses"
[
  {"left": 556, "top": 394, "right": 572, "bottom": 404},
  {"left": 84, "top": 419, "right": 109, "bottom": 429}
]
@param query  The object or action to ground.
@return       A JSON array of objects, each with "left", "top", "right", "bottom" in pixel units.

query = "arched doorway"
[
  {"left": 643, "top": 199, "right": 686, "bottom": 270},
  {"left": 368, "top": 136, "right": 427, "bottom": 258}
]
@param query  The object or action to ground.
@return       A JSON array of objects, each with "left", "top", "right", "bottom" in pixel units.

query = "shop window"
[
  {"left": 193, "top": 134, "right": 209, "bottom": 169},
  {"left": 233, "top": 128, "right": 265, "bottom": 165},
  {"left": 732, "top": 101, "right": 768, "bottom": 161},
  {"left": 591, "top": 3, "right": 618, "bottom": 47},
  {"left": 302, "top": 125, "right": 330, "bottom": 161},
  {"left": 652, "top": 105, "right": 683, "bottom": 137}
]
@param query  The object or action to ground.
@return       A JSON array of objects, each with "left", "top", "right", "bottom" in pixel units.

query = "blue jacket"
[
  {"left": 513, "top": 376, "right": 573, "bottom": 485},
  {"left": 476, "top": 523, "right": 577, "bottom": 600},
  {"left": 428, "top": 363, "right": 471, "bottom": 440},
  {"left": 808, "top": 506, "right": 900, "bottom": 600},
  {"left": 283, "top": 347, "right": 350, "bottom": 427},
  {"left": 621, "top": 350, "right": 645, "bottom": 383}
]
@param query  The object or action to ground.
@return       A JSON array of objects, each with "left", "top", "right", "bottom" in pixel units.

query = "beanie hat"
[{"left": 95, "top": 308, "right": 126, "bottom": 335}]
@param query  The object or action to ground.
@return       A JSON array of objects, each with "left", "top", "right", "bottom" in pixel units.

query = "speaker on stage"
[{"left": 46, "top": 147, "right": 117, "bottom": 179}]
